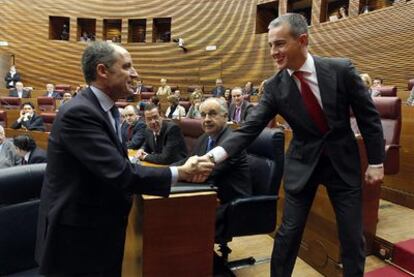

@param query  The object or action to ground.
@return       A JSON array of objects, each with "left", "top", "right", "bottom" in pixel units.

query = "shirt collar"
[
  {"left": 287, "top": 53, "right": 315, "bottom": 76},
  {"left": 24, "top": 151, "right": 31, "bottom": 162},
  {"left": 90, "top": 86, "right": 115, "bottom": 113}
]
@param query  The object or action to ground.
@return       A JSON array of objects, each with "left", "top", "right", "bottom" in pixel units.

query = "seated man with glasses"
[{"left": 174, "top": 97, "right": 252, "bottom": 237}]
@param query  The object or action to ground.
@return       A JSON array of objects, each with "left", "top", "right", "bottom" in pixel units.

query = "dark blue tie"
[
  {"left": 206, "top": 137, "right": 215, "bottom": 152},
  {"left": 110, "top": 105, "right": 121, "bottom": 141}
]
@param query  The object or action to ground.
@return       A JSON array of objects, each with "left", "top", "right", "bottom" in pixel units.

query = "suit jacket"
[
  {"left": 11, "top": 114, "right": 45, "bottom": 131},
  {"left": 4, "top": 71, "right": 21, "bottom": 89},
  {"left": 9, "top": 88, "right": 31, "bottom": 98},
  {"left": 142, "top": 120, "right": 188, "bottom": 164},
  {"left": 27, "top": 147, "right": 47, "bottom": 164},
  {"left": 221, "top": 56, "right": 385, "bottom": 193},
  {"left": 35, "top": 88, "right": 171, "bottom": 274},
  {"left": 121, "top": 119, "right": 146, "bottom": 150},
  {"left": 176, "top": 127, "right": 252, "bottom": 203},
  {"left": 44, "top": 91, "right": 62, "bottom": 99},
  {"left": 211, "top": 86, "right": 225, "bottom": 97},
  {"left": 0, "top": 139, "right": 20, "bottom": 168},
  {"left": 228, "top": 100, "right": 254, "bottom": 123}
]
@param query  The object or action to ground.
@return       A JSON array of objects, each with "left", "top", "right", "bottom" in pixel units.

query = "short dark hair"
[
  {"left": 373, "top": 77, "right": 383, "bottom": 84},
  {"left": 81, "top": 41, "right": 119, "bottom": 84},
  {"left": 13, "top": 135, "right": 37, "bottom": 152},
  {"left": 268, "top": 13, "right": 308, "bottom": 37},
  {"left": 144, "top": 103, "right": 159, "bottom": 112},
  {"left": 21, "top": 102, "right": 34, "bottom": 109}
]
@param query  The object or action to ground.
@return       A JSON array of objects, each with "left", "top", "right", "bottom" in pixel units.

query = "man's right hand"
[
  {"left": 136, "top": 149, "right": 148, "bottom": 160},
  {"left": 177, "top": 155, "right": 215, "bottom": 183}
]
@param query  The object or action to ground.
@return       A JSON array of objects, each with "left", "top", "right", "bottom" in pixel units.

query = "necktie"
[
  {"left": 293, "top": 71, "right": 329, "bottom": 134},
  {"left": 234, "top": 107, "right": 241, "bottom": 123},
  {"left": 110, "top": 105, "right": 122, "bottom": 141},
  {"left": 127, "top": 125, "right": 133, "bottom": 141},
  {"left": 206, "top": 137, "right": 215, "bottom": 152}
]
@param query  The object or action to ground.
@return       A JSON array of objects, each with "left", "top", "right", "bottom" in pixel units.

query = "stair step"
[
  {"left": 393, "top": 239, "right": 414, "bottom": 273},
  {"left": 364, "top": 265, "right": 411, "bottom": 277}
]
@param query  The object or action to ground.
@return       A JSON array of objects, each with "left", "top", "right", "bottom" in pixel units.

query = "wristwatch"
[{"left": 206, "top": 153, "right": 216, "bottom": 164}]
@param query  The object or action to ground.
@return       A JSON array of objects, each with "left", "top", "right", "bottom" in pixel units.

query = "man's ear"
[
  {"left": 96, "top": 64, "right": 108, "bottom": 79},
  {"left": 298, "top": 33, "right": 309, "bottom": 46}
]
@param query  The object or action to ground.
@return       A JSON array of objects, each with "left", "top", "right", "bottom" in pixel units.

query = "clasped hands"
[{"left": 177, "top": 155, "right": 215, "bottom": 183}]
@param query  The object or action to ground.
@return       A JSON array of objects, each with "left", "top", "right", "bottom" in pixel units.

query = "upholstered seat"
[
  {"left": 37, "top": 96, "right": 56, "bottom": 112},
  {"left": 177, "top": 118, "right": 204, "bottom": 153},
  {"left": 377, "top": 85, "right": 397, "bottom": 97},
  {"left": 40, "top": 112, "right": 57, "bottom": 132},
  {"left": 0, "top": 97, "right": 21, "bottom": 110},
  {"left": 215, "top": 128, "right": 284, "bottom": 268},
  {"left": 0, "top": 110, "right": 7, "bottom": 127},
  {"left": 0, "top": 164, "right": 46, "bottom": 276}
]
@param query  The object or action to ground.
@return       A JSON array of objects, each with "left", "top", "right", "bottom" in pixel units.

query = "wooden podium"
[{"left": 122, "top": 190, "right": 217, "bottom": 276}]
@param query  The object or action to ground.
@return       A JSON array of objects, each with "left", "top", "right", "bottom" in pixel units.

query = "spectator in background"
[
  {"left": 243, "top": 81, "right": 257, "bottom": 95},
  {"left": 0, "top": 125, "right": 21, "bottom": 168},
  {"left": 372, "top": 77, "right": 383, "bottom": 90},
  {"left": 211, "top": 78, "right": 225, "bottom": 97},
  {"left": 407, "top": 86, "right": 414, "bottom": 106},
  {"left": 339, "top": 6, "right": 348, "bottom": 19},
  {"left": 121, "top": 105, "right": 146, "bottom": 149},
  {"left": 137, "top": 103, "right": 188, "bottom": 164},
  {"left": 11, "top": 102, "right": 45, "bottom": 131},
  {"left": 156, "top": 78, "right": 171, "bottom": 96},
  {"left": 228, "top": 87, "right": 253, "bottom": 124},
  {"left": 44, "top": 83, "right": 62, "bottom": 99},
  {"left": 133, "top": 79, "right": 147, "bottom": 94},
  {"left": 186, "top": 91, "right": 203, "bottom": 119},
  {"left": 61, "top": 24, "right": 69, "bottom": 40},
  {"left": 62, "top": 92, "right": 72, "bottom": 103},
  {"left": 257, "top": 80, "right": 267, "bottom": 97},
  {"left": 9, "top": 81, "right": 31, "bottom": 98},
  {"left": 165, "top": 95, "right": 186, "bottom": 119},
  {"left": 4, "top": 65, "right": 21, "bottom": 89},
  {"left": 173, "top": 89, "right": 181, "bottom": 100},
  {"left": 13, "top": 134, "right": 47, "bottom": 164},
  {"left": 223, "top": 89, "right": 231, "bottom": 106},
  {"left": 360, "top": 73, "right": 380, "bottom": 97}
]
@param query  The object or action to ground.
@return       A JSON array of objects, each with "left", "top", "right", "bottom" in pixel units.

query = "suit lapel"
[{"left": 314, "top": 57, "right": 336, "bottom": 128}]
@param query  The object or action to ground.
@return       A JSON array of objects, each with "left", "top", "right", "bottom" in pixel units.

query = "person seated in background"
[
  {"left": 4, "top": 65, "right": 21, "bottom": 89},
  {"left": 174, "top": 97, "right": 252, "bottom": 237},
  {"left": 223, "top": 89, "right": 231, "bottom": 106},
  {"left": 11, "top": 102, "right": 45, "bottom": 131},
  {"left": 9, "top": 81, "right": 31, "bottom": 98},
  {"left": 228, "top": 87, "right": 253, "bottom": 124},
  {"left": 243, "top": 81, "right": 257, "bottom": 95},
  {"left": 121, "top": 105, "right": 146, "bottom": 150},
  {"left": 43, "top": 83, "right": 62, "bottom": 99},
  {"left": 339, "top": 6, "right": 348, "bottom": 19},
  {"left": 56, "top": 92, "right": 73, "bottom": 111},
  {"left": 371, "top": 77, "right": 384, "bottom": 95},
  {"left": 0, "top": 125, "right": 21, "bottom": 168},
  {"left": 173, "top": 89, "right": 181, "bottom": 100},
  {"left": 156, "top": 78, "right": 171, "bottom": 96},
  {"left": 186, "top": 91, "right": 203, "bottom": 119},
  {"left": 360, "top": 73, "right": 380, "bottom": 97},
  {"left": 257, "top": 80, "right": 267, "bottom": 97},
  {"left": 13, "top": 134, "right": 47, "bottom": 164},
  {"left": 136, "top": 103, "right": 187, "bottom": 164},
  {"left": 165, "top": 95, "right": 186, "bottom": 119},
  {"left": 133, "top": 79, "right": 147, "bottom": 94},
  {"left": 211, "top": 78, "right": 225, "bottom": 97},
  {"left": 407, "top": 86, "right": 414, "bottom": 106}
]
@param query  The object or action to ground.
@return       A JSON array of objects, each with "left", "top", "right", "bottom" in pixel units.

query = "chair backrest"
[
  {"left": 115, "top": 101, "right": 129, "bottom": 108},
  {"left": 55, "top": 84, "right": 71, "bottom": 93},
  {"left": 141, "top": 91, "right": 155, "bottom": 100},
  {"left": 0, "top": 164, "right": 46, "bottom": 275},
  {"left": 37, "top": 96, "right": 56, "bottom": 112},
  {"left": 0, "top": 110, "right": 7, "bottom": 127},
  {"left": 187, "top": 85, "right": 204, "bottom": 93},
  {"left": 373, "top": 97, "right": 401, "bottom": 145},
  {"left": 40, "top": 112, "right": 57, "bottom": 132},
  {"left": 179, "top": 100, "right": 191, "bottom": 112},
  {"left": 246, "top": 128, "right": 285, "bottom": 196},
  {"left": 177, "top": 118, "right": 204, "bottom": 153},
  {"left": 408, "top": 79, "right": 414, "bottom": 91},
  {"left": 144, "top": 85, "right": 154, "bottom": 92},
  {"left": 0, "top": 97, "right": 21, "bottom": 110},
  {"left": 170, "top": 85, "right": 179, "bottom": 92},
  {"left": 377, "top": 85, "right": 397, "bottom": 97}
]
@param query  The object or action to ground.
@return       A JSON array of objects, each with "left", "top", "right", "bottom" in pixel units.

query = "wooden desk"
[{"left": 122, "top": 191, "right": 217, "bottom": 276}]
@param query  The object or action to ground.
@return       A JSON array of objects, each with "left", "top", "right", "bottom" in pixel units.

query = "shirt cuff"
[
  {"left": 170, "top": 166, "right": 179, "bottom": 185},
  {"left": 368, "top": 163, "right": 384, "bottom": 168},
  {"left": 209, "top": 146, "right": 228, "bottom": 164}
]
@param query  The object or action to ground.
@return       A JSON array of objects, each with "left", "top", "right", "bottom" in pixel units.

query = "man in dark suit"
[
  {"left": 121, "top": 104, "right": 146, "bottom": 149},
  {"left": 204, "top": 14, "right": 384, "bottom": 277},
  {"left": 9, "top": 81, "right": 31, "bottom": 98},
  {"left": 175, "top": 97, "right": 252, "bottom": 236},
  {"left": 11, "top": 102, "right": 45, "bottom": 131},
  {"left": 13, "top": 134, "right": 47, "bottom": 164},
  {"left": 35, "top": 41, "right": 213, "bottom": 276},
  {"left": 43, "top": 83, "right": 62, "bottom": 99},
  {"left": 4, "top": 65, "right": 21, "bottom": 89},
  {"left": 136, "top": 103, "right": 188, "bottom": 164},
  {"left": 211, "top": 78, "right": 226, "bottom": 97},
  {"left": 228, "top": 87, "right": 253, "bottom": 124}
]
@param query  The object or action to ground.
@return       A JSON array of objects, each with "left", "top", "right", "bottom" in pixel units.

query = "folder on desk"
[{"left": 171, "top": 182, "right": 217, "bottom": 194}]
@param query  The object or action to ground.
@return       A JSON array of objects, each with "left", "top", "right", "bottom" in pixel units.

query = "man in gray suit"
[
  {"left": 0, "top": 125, "right": 20, "bottom": 168},
  {"left": 204, "top": 13, "right": 384, "bottom": 277}
]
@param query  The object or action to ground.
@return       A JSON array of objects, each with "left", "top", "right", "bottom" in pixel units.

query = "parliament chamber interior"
[{"left": 1, "top": 0, "right": 414, "bottom": 276}]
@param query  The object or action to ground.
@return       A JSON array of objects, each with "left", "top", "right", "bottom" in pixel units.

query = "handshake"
[{"left": 177, "top": 155, "right": 215, "bottom": 183}]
